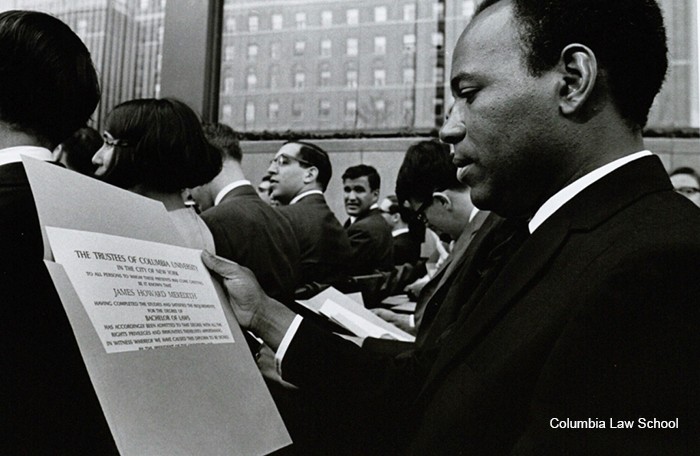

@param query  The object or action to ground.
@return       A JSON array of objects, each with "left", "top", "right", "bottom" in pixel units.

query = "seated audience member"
[
  {"left": 379, "top": 195, "right": 422, "bottom": 266},
  {"left": 203, "top": 1, "right": 700, "bottom": 454},
  {"left": 53, "top": 126, "right": 102, "bottom": 175},
  {"left": 191, "top": 123, "right": 301, "bottom": 304},
  {"left": 670, "top": 166, "right": 700, "bottom": 207},
  {"left": 256, "top": 174, "right": 278, "bottom": 206},
  {"left": 92, "top": 98, "right": 221, "bottom": 251},
  {"left": 372, "top": 140, "right": 491, "bottom": 337},
  {"left": 342, "top": 164, "right": 394, "bottom": 274},
  {"left": 267, "top": 140, "right": 352, "bottom": 287},
  {"left": 0, "top": 10, "right": 118, "bottom": 454}
]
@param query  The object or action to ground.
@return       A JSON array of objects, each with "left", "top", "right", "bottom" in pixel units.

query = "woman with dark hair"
[{"left": 92, "top": 97, "right": 222, "bottom": 250}]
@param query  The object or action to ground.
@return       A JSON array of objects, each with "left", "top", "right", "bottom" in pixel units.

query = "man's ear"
[
  {"left": 371, "top": 188, "right": 380, "bottom": 203},
  {"left": 432, "top": 191, "right": 452, "bottom": 210},
  {"left": 302, "top": 166, "right": 318, "bottom": 184},
  {"left": 557, "top": 44, "right": 598, "bottom": 116}
]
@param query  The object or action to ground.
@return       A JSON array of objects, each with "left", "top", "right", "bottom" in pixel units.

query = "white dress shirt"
[
  {"left": 289, "top": 189, "right": 323, "bottom": 205},
  {"left": 0, "top": 145, "right": 53, "bottom": 166}
]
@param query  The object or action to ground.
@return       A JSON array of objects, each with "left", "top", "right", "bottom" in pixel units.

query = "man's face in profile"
[
  {"left": 267, "top": 143, "right": 307, "bottom": 205},
  {"left": 439, "top": 2, "right": 560, "bottom": 217}
]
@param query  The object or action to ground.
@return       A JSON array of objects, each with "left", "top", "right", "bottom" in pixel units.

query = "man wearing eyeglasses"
[
  {"left": 268, "top": 141, "right": 352, "bottom": 287},
  {"left": 670, "top": 166, "right": 700, "bottom": 208}
]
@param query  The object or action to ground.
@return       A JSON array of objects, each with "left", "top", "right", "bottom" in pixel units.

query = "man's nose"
[{"left": 439, "top": 109, "right": 466, "bottom": 145}]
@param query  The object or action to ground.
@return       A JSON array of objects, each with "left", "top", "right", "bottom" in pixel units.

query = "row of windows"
[
  {"left": 222, "top": 66, "right": 443, "bottom": 91},
  {"left": 223, "top": 33, "right": 431, "bottom": 61},
  {"left": 227, "top": 2, "right": 477, "bottom": 33},
  {"left": 223, "top": 98, "right": 418, "bottom": 123}
]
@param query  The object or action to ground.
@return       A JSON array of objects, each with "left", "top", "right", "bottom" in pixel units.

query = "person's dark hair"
[
  {"left": 670, "top": 167, "right": 700, "bottom": 185},
  {"left": 285, "top": 140, "right": 332, "bottom": 191},
  {"left": 100, "top": 98, "right": 222, "bottom": 193},
  {"left": 396, "top": 140, "right": 464, "bottom": 206},
  {"left": 386, "top": 195, "right": 412, "bottom": 224},
  {"left": 474, "top": 0, "right": 667, "bottom": 129},
  {"left": 59, "top": 126, "right": 102, "bottom": 175},
  {"left": 0, "top": 10, "right": 100, "bottom": 147},
  {"left": 202, "top": 122, "right": 242, "bottom": 162},
  {"left": 342, "top": 164, "right": 380, "bottom": 191}
]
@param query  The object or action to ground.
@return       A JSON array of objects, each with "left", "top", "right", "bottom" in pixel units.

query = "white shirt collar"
[
  {"left": 468, "top": 207, "right": 479, "bottom": 223},
  {"left": 529, "top": 150, "right": 652, "bottom": 233},
  {"left": 0, "top": 146, "right": 53, "bottom": 167},
  {"left": 392, "top": 227, "right": 409, "bottom": 237},
  {"left": 214, "top": 179, "right": 251, "bottom": 206},
  {"left": 289, "top": 189, "right": 323, "bottom": 205}
]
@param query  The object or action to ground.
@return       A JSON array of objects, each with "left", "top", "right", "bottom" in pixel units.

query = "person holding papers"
[
  {"left": 92, "top": 98, "right": 221, "bottom": 251},
  {"left": 0, "top": 10, "right": 118, "bottom": 454},
  {"left": 203, "top": 0, "right": 700, "bottom": 454}
]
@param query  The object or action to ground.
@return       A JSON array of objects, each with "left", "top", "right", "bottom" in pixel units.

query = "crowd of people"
[{"left": 2, "top": 0, "right": 700, "bottom": 454}]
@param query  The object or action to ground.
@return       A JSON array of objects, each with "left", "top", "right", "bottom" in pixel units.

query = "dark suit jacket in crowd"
[
  {"left": 392, "top": 231, "right": 421, "bottom": 266},
  {"left": 277, "top": 193, "right": 353, "bottom": 286},
  {"left": 344, "top": 208, "right": 394, "bottom": 275},
  {"left": 1, "top": 162, "right": 118, "bottom": 455},
  {"left": 201, "top": 185, "right": 301, "bottom": 304},
  {"left": 280, "top": 156, "right": 700, "bottom": 455}
]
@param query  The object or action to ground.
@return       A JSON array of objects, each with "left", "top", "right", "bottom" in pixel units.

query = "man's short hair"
[
  {"left": 342, "top": 164, "right": 380, "bottom": 191},
  {"left": 59, "top": 126, "right": 102, "bottom": 175},
  {"left": 202, "top": 122, "right": 242, "bottom": 162},
  {"left": 475, "top": 0, "right": 667, "bottom": 128},
  {"left": 396, "top": 140, "right": 465, "bottom": 206},
  {"left": 385, "top": 195, "right": 411, "bottom": 224},
  {"left": 102, "top": 98, "right": 222, "bottom": 193},
  {"left": 671, "top": 167, "right": 700, "bottom": 185},
  {"left": 285, "top": 140, "right": 332, "bottom": 191},
  {"left": 0, "top": 10, "right": 100, "bottom": 147}
]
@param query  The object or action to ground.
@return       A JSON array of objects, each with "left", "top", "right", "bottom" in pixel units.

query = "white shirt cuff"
[
  {"left": 274, "top": 315, "right": 304, "bottom": 377},
  {"left": 409, "top": 314, "right": 415, "bottom": 328}
]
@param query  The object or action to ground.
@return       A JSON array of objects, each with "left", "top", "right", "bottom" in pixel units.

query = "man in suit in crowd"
[
  {"left": 342, "top": 164, "right": 394, "bottom": 274},
  {"left": 267, "top": 140, "right": 352, "bottom": 287},
  {"left": 372, "top": 140, "right": 490, "bottom": 339},
  {"left": 670, "top": 166, "right": 700, "bottom": 208},
  {"left": 192, "top": 123, "right": 300, "bottom": 304},
  {"left": 379, "top": 195, "right": 422, "bottom": 267},
  {"left": 204, "top": 0, "right": 700, "bottom": 454},
  {"left": 0, "top": 11, "right": 118, "bottom": 454}
]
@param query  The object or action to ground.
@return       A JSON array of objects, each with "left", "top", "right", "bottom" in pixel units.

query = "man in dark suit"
[
  {"left": 342, "top": 164, "right": 394, "bottom": 274},
  {"left": 379, "top": 195, "right": 422, "bottom": 267},
  {"left": 267, "top": 140, "right": 352, "bottom": 287},
  {"left": 193, "top": 123, "right": 300, "bottom": 304},
  {"left": 0, "top": 11, "right": 118, "bottom": 454},
  {"left": 204, "top": 0, "right": 700, "bottom": 454}
]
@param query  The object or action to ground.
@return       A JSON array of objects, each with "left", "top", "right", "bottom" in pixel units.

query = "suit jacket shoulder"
[{"left": 345, "top": 209, "right": 394, "bottom": 274}]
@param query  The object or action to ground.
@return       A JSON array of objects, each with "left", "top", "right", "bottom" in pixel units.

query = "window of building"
[
  {"left": 294, "top": 40, "right": 306, "bottom": 55},
  {"left": 319, "top": 63, "right": 331, "bottom": 86},
  {"left": 319, "top": 100, "right": 331, "bottom": 118},
  {"left": 225, "top": 17, "right": 236, "bottom": 33},
  {"left": 294, "top": 70, "right": 306, "bottom": 89},
  {"left": 272, "top": 14, "right": 283, "bottom": 30},
  {"left": 373, "top": 68, "right": 386, "bottom": 86},
  {"left": 431, "top": 32, "right": 444, "bottom": 49},
  {"left": 320, "top": 39, "right": 332, "bottom": 57},
  {"left": 402, "top": 67, "right": 415, "bottom": 85},
  {"left": 270, "top": 42, "right": 281, "bottom": 60},
  {"left": 346, "top": 69, "right": 358, "bottom": 88},
  {"left": 268, "top": 101, "right": 279, "bottom": 121},
  {"left": 248, "top": 15, "right": 258, "bottom": 32},
  {"left": 346, "top": 9, "right": 359, "bottom": 25},
  {"left": 76, "top": 19, "right": 88, "bottom": 37},
  {"left": 374, "top": 36, "right": 386, "bottom": 55},
  {"left": 246, "top": 69, "right": 257, "bottom": 89},
  {"left": 292, "top": 100, "right": 303, "bottom": 118},
  {"left": 346, "top": 38, "right": 358, "bottom": 56},
  {"left": 374, "top": 99, "right": 386, "bottom": 113},
  {"left": 462, "top": 0, "right": 476, "bottom": 17},
  {"left": 403, "top": 34, "right": 416, "bottom": 53},
  {"left": 245, "top": 101, "right": 255, "bottom": 123},
  {"left": 224, "top": 45, "right": 235, "bottom": 61},
  {"left": 374, "top": 6, "right": 387, "bottom": 23},
  {"left": 247, "top": 44, "right": 258, "bottom": 60},
  {"left": 403, "top": 98, "right": 414, "bottom": 114},
  {"left": 223, "top": 76, "right": 234, "bottom": 94},
  {"left": 140, "top": 0, "right": 150, "bottom": 10},
  {"left": 222, "top": 104, "right": 232, "bottom": 120},
  {"left": 403, "top": 4, "right": 416, "bottom": 21},
  {"left": 345, "top": 100, "right": 357, "bottom": 121},
  {"left": 321, "top": 10, "right": 333, "bottom": 27},
  {"left": 432, "top": 3, "right": 444, "bottom": 19},
  {"left": 433, "top": 66, "right": 444, "bottom": 84},
  {"left": 269, "top": 67, "right": 279, "bottom": 89},
  {"left": 295, "top": 12, "right": 306, "bottom": 29}
]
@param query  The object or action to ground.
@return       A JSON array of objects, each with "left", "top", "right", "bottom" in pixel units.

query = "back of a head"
[
  {"left": 102, "top": 98, "right": 222, "bottom": 193},
  {"left": 59, "top": 126, "right": 102, "bottom": 175},
  {"left": 475, "top": 0, "right": 667, "bottom": 129},
  {"left": 396, "top": 140, "right": 464, "bottom": 206},
  {"left": 0, "top": 10, "right": 100, "bottom": 148},
  {"left": 670, "top": 167, "right": 700, "bottom": 182},
  {"left": 202, "top": 122, "right": 242, "bottom": 162},
  {"left": 342, "top": 164, "right": 380, "bottom": 191},
  {"left": 287, "top": 140, "right": 332, "bottom": 191}
]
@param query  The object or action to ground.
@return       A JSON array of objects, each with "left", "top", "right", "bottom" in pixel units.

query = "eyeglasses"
[
  {"left": 675, "top": 186, "right": 700, "bottom": 196},
  {"left": 414, "top": 199, "right": 433, "bottom": 225},
  {"left": 102, "top": 131, "right": 130, "bottom": 148},
  {"left": 269, "top": 153, "right": 312, "bottom": 168}
]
